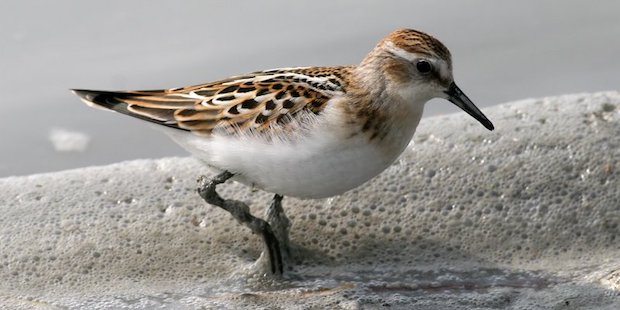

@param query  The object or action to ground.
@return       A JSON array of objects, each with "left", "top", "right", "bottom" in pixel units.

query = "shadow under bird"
[{"left": 73, "top": 28, "right": 494, "bottom": 274}]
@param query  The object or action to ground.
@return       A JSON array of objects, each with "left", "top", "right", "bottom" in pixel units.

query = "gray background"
[{"left": 1, "top": 0, "right": 619, "bottom": 177}]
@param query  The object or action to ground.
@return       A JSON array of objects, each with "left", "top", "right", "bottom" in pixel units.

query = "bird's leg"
[
  {"left": 196, "top": 171, "right": 283, "bottom": 274},
  {"left": 265, "top": 194, "right": 291, "bottom": 258}
]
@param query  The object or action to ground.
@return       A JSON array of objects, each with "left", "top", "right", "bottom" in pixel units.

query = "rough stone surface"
[{"left": 0, "top": 92, "right": 618, "bottom": 309}]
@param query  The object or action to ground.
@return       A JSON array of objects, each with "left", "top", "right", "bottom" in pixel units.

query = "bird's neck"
[{"left": 339, "top": 64, "right": 426, "bottom": 157}]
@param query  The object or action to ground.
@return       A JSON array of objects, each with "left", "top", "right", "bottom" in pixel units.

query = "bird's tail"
[{"left": 72, "top": 89, "right": 194, "bottom": 131}]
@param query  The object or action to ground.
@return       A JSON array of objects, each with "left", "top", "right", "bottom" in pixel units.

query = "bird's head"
[{"left": 365, "top": 28, "right": 494, "bottom": 131}]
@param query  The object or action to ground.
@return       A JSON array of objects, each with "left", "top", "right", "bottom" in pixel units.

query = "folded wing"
[{"left": 73, "top": 66, "right": 352, "bottom": 136}]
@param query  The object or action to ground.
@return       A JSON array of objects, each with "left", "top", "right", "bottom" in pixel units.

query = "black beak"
[{"left": 445, "top": 82, "right": 494, "bottom": 131}]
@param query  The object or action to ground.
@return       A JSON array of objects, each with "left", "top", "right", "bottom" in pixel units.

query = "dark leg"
[
  {"left": 266, "top": 194, "right": 291, "bottom": 258},
  {"left": 196, "top": 171, "right": 283, "bottom": 274}
]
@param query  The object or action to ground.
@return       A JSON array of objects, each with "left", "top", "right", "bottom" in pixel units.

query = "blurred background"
[{"left": 1, "top": 0, "right": 619, "bottom": 177}]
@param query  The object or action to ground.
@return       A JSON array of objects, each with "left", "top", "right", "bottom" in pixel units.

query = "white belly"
[
  {"left": 168, "top": 128, "right": 402, "bottom": 199},
  {"left": 165, "top": 96, "right": 424, "bottom": 199}
]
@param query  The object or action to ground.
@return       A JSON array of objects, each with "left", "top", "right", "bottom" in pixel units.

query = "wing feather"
[{"left": 73, "top": 66, "right": 353, "bottom": 136}]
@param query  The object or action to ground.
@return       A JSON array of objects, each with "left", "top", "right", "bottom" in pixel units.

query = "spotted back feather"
[{"left": 74, "top": 66, "right": 354, "bottom": 136}]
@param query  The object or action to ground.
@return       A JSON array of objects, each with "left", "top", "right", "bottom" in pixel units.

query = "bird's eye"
[{"left": 416, "top": 60, "right": 432, "bottom": 74}]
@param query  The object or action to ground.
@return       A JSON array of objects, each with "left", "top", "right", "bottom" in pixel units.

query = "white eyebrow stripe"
[{"left": 384, "top": 41, "right": 424, "bottom": 62}]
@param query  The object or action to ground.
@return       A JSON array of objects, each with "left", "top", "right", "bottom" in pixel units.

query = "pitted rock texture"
[{"left": 0, "top": 92, "right": 618, "bottom": 309}]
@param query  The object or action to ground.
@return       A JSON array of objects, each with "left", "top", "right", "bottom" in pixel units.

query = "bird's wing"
[{"left": 73, "top": 66, "right": 353, "bottom": 136}]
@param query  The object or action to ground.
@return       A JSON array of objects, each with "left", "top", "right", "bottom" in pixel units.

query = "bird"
[{"left": 72, "top": 28, "right": 494, "bottom": 275}]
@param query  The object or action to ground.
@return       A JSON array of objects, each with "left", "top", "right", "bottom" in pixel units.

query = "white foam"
[
  {"left": 1, "top": 92, "right": 619, "bottom": 309},
  {"left": 48, "top": 128, "right": 90, "bottom": 152}
]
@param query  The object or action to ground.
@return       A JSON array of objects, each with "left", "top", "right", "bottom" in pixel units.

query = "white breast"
[{"left": 167, "top": 99, "right": 423, "bottom": 199}]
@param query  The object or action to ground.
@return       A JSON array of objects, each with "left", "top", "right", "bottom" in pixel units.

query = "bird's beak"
[{"left": 444, "top": 82, "right": 494, "bottom": 131}]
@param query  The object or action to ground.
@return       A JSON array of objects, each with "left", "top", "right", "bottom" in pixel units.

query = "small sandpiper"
[{"left": 73, "top": 28, "right": 494, "bottom": 274}]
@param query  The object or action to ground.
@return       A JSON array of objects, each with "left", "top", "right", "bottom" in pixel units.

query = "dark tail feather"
[
  {"left": 71, "top": 89, "right": 189, "bottom": 131},
  {"left": 72, "top": 89, "right": 131, "bottom": 112}
]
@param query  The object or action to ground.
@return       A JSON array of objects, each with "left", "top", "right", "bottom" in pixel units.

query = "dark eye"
[{"left": 416, "top": 60, "right": 432, "bottom": 74}]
